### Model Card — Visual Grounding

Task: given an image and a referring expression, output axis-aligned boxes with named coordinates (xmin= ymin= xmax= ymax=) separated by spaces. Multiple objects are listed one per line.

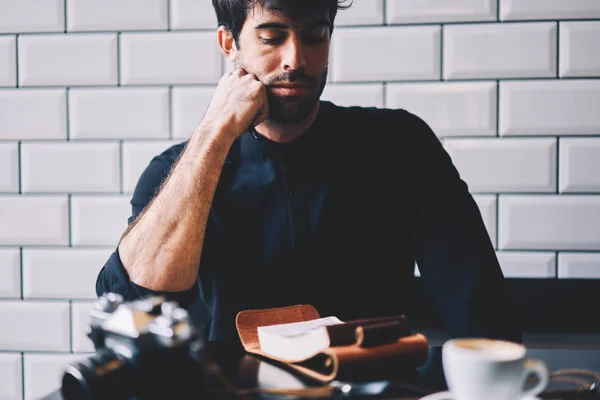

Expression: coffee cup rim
xmin=444 ymin=338 xmax=526 ymax=361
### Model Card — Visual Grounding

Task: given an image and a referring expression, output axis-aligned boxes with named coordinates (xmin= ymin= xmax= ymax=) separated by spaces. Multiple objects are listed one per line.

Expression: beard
xmin=263 ymin=67 xmax=328 ymax=124
xmin=235 ymin=55 xmax=328 ymax=124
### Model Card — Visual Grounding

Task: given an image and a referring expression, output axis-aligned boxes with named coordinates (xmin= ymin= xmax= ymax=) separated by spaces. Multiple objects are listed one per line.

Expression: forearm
xmin=118 ymin=123 xmax=234 ymax=292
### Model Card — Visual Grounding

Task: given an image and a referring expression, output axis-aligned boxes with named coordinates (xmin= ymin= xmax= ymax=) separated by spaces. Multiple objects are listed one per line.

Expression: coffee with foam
xmin=440 ymin=338 xmax=548 ymax=400
xmin=453 ymin=338 xmax=525 ymax=360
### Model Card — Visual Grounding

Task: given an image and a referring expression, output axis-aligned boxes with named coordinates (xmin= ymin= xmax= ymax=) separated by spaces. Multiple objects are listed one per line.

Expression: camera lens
xmin=61 ymin=348 xmax=135 ymax=400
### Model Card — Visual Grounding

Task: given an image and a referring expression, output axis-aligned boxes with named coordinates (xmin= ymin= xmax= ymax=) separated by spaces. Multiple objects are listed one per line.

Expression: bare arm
xmin=118 ymin=70 xmax=268 ymax=292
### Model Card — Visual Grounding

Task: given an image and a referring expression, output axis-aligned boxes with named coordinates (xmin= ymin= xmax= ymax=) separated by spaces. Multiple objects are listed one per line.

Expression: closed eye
xmin=302 ymin=26 xmax=329 ymax=45
xmin=260 ymin=36 xmax=285 ymax=45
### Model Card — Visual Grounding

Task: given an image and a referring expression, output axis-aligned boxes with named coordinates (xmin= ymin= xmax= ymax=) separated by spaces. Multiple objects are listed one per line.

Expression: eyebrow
xmin=254 ymin=18 xmax=330 ymax=31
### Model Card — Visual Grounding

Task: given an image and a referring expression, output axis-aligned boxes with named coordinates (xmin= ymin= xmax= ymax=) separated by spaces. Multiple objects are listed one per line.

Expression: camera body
xmin=61 ymin=293 xmax=206 ymax=400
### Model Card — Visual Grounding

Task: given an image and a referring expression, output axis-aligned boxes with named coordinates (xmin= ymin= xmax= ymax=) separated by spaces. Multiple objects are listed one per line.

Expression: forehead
xmin=246 ymin=3 xmax=330 ymax=28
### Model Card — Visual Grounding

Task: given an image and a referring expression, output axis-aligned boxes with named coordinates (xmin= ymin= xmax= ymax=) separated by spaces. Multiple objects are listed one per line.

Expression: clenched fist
xmin=201 ymin=69 xmax=269 ymax=140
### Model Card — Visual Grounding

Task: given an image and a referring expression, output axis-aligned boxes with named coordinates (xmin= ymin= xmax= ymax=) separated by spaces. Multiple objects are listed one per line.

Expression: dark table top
xmin=43 ymin=344 xmax=600 ymax=400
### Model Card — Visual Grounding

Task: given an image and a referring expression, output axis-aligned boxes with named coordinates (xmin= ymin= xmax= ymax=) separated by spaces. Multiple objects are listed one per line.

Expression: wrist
xmin=193 ymin=119 xmax=237 ymax=144
xmin=193 ymin=119 xmax=242 ymax=144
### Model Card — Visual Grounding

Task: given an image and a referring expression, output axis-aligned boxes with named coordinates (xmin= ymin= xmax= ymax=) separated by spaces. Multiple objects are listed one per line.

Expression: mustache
xmin=265 ymin=70 xmax=317 ymax=86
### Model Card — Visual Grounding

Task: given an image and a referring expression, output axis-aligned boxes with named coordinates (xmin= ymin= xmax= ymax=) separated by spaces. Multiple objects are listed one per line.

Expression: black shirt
xmin=96 ymin=101 xmax=522 ymax=343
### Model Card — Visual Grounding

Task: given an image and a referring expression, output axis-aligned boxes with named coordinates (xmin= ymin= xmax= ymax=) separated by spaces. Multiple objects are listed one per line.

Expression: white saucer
xmin=419 ymin=391 xmax=540 ymax=400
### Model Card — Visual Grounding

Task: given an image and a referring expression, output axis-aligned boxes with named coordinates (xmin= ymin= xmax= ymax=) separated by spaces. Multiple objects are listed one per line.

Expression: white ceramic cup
xmin=441 ymin=338 xmax=549 ymax=400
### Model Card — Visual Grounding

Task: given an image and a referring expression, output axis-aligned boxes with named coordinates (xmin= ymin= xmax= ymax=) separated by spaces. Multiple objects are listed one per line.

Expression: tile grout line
xmin=19 ymin=247 xmax=23 ymax=300
xmin=66 ymin=88 xmax=71 ymax=140
xmin=15 ymin=34 xmax=19 ymax=87
xmin=169 ymin=87 xmax=174 ymax=140
xmin=21 ymin=352 xmax=25 ymax=400
xmin=439 ymin=25 xmax=444 ymax=81
xmin=68 ymin=194 xmax=72 ymax=247
xmin=64 ymin=0 xmax=68 ymax=32
xmin=117 ymin=32 xmax=121 ymax=86
xmin=556 ymin=137 xmax=560 ymax=194
xmin=18 ymin=141 xmax=22 ymax=194
xmin=495 ymin=80 xmax=500 ymax=137
xmin=556 ymin=21 xmax=560 ymax=78
xmin=496 ymin=0 xmax=500 ymax=22
xmin=495 ymin=193 xmax=499 ymax=251
xmin=6 ymin=76 xmax=600 ymax=89
xmin=69 ymin=299 xmax=74 ymax=353
xmin=120 ymin=141 xmax=124 ymax=194
xmin=167 ymin=0 xmax=171 ymax=31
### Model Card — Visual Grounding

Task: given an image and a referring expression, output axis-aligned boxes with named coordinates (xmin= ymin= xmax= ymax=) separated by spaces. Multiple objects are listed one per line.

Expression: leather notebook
xmin=235 ymin=304 xmax=430 ymax=382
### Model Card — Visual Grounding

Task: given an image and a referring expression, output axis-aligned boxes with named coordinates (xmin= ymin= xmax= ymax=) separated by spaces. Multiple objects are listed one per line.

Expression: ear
xmin=217 ymin=26 xmax=237 ymax=63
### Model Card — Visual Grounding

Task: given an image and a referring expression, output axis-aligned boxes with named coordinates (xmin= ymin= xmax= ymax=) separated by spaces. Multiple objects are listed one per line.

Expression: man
xmin=97 ymin=0 xmax=522 ymax=344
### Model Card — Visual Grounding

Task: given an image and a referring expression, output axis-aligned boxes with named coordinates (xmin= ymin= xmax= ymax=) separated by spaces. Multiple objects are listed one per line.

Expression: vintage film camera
xmin=60 ymin=293 xmax=206 ymax=400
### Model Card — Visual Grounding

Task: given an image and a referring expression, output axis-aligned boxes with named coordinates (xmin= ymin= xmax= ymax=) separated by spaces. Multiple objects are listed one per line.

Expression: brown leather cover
xmin=235 ymin=304 xmax=430 ymax=382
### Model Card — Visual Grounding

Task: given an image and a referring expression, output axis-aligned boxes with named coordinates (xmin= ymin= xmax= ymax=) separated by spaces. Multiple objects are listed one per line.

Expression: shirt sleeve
xmin=95 ymin=143 xmax=198 ymax=309
xmin=405 ymin=111 xmax=523 ymax=343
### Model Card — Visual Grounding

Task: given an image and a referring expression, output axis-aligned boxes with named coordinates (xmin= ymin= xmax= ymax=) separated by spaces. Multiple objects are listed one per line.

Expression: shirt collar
xmin=226 ymin=100 xmax=333 ymax=164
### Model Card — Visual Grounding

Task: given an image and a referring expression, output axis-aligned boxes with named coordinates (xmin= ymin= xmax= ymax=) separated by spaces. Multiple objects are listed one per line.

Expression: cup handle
xmin=520 ymin=359 xmax=549 ymax=399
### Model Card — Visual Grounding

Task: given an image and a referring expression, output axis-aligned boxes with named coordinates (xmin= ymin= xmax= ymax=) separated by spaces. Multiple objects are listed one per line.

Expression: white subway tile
xmin=21 ymin=142 xmax=121 ymax=193
xmin=0 ymin=248 xmax=20 ymax=298
xmin=500 ymin=0 xmax=600 ymax=21
xmin=0 ymin=0 xmax=64 ymax=33
xmin=24 ymin=353 xmax=89 ymax=400
xmin=473 ymin=195 xmax=497 ymax=248
xmin=67 ymin=0 xmax=168 ymax=31
xmin=19 ymin=33 xmax=118 ymax=86
xmin=122 ymin=140 xmax=177 ymax=193
xmin=22 ymin=248 xmax=112 ymax=299
xmin=387 ymin=81 xmax=496 ymax=137
xmin=335 ymin=0 xmax=384 ymax=26
xmin=559 ymin=21 xmax=600 ymax=78
xmin=331 ymin=26 xmax=440 ymax=82
xmin=172 ymin=86 xmax=216 ymax=139
xmin=444 ymin=22 xmax=557 ymax=80
xmin=496 ymin=251 xmax=556 ymax=278
xmin=558 ymin=253 xmax=600 ymax=279
xmin=71 ymin=195 xmax=131 ymax=246
xmin=121 ymin=32 xmax=222 ymax=85
xmin=0 ymin=300 xmax=70 ymax=351
xmin=0 ymin=196 xmax=69 ymax=246
xmin=499 ymin=80 xmax=600 ymax=136
xmin=72 ymin=301 xmax=95 ymax=353
xmin=321 ymin=84 xmax=384 ymax=108
xmin=560 ymin=138 xmax=600 ymax=193
xmin=170 ymin=0 xmax=218 ymax=30
xmin=0 ymin=353 xmax=22 ymax=400
xmin=0 ymin=35 xmax=16 ymax=86
xmin=0 ymin=89 xmax=67 ymax=140
xmin=387 ymin=0 xmax=496 ymax=24
xmin=0 ymin=142 xmax=19 ymax=193
xmin=499 ymin=195 xmax=600 ymax=251
xmin=70 ymin=87 xmax=170 ymax=140
xmin=444 ymin=138 xmax=557 ymax=193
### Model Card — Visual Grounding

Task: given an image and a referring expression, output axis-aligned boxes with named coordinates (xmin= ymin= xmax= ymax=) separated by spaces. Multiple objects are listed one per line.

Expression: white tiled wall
xmin=0 ymin=1 xmax=599 ymax=398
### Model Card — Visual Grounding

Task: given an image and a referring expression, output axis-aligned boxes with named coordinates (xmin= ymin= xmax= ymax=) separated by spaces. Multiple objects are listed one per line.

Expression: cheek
xmin=306 ymin=47 xmax=330 ymax=74
xmin=251 ymin=47 xmax=281 ymax=69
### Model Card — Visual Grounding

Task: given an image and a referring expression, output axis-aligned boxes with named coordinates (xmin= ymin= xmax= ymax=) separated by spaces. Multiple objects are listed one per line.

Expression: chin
xmin=267 ymin=96 xmax=319 ymax=124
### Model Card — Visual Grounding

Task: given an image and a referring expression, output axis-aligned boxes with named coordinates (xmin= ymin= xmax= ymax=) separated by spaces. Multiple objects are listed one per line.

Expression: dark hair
xmin=212 ymin=0 xmax=353 ymax=45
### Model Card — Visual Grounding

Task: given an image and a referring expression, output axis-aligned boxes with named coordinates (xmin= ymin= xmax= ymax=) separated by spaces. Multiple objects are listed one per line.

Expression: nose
xmin=281 ymin=37 xmax=306 ymax=71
